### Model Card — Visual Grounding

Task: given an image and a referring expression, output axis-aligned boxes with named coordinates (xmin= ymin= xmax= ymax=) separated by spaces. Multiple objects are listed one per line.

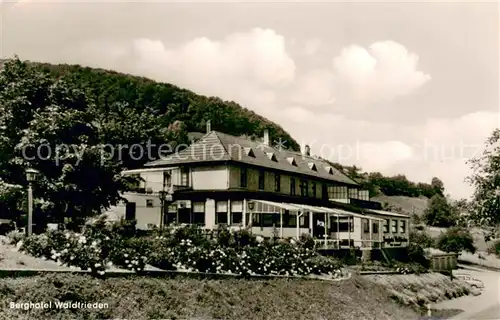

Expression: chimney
xmin=303 ymin=144 xmax=311 ymax=157
xmin=263 ymin=129 xmax=270 ymax=146
xmin=206 ymin=120 xmax=211 ymax=133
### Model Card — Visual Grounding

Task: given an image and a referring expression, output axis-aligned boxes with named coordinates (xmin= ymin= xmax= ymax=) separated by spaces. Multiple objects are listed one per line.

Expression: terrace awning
xmin=249 ymin=200 xmax=384 ymax=221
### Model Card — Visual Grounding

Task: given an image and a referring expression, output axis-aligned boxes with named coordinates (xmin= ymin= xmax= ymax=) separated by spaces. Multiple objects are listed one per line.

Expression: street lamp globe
xmin=165 ymin=193 xmax=173 ymax=202
xmin=26 ymin=168 xmax=39 ymax=183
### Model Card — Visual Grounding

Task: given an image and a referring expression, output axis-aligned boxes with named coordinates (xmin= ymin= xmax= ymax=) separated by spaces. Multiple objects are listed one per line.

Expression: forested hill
xmin=328 ymin=162 xmax=445 ymax=200
xmin=1 ymin=58 xmax=441 ymax=202
xmin=28 ymin=61 xmax=301 ymax=152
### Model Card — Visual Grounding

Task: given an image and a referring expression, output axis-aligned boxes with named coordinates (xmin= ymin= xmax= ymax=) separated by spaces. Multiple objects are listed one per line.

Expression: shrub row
xmin=19 ymin=218 xmax=342 ymax=278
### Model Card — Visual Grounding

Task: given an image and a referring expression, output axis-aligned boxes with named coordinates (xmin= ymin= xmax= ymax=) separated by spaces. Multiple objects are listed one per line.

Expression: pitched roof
xmin=146 ymin=131 xmax=358 ymax=186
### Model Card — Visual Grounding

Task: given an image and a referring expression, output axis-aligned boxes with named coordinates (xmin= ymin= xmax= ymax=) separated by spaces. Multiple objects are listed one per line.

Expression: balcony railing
xmin=127 ymin=185 xmax=192 ymax=194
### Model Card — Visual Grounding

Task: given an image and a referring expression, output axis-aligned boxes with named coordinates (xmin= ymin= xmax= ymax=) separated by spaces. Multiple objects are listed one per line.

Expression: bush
xmin=21 ymin=223 xmax=345 ymax=278
xmin=298 ymin=233 xmax=315 ymax=250
xmin=436 ymin=227 xmax=476 ymax=254
xmin=6 ymin=230 xmax=25 ymax=245
xmin=409 ymin=229 xmax=434 ymax=248
xmin=487 ymin=239 xmax=500 ymax=257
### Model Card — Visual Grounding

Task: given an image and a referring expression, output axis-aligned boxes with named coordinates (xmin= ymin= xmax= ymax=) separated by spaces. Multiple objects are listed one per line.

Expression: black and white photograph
xmin=0 ymin=0 xmax=498 ymax=319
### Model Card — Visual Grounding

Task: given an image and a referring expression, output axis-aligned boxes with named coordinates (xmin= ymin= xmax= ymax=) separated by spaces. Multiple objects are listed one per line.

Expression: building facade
xmin=108 ymin=125 xmax=410 ymax=250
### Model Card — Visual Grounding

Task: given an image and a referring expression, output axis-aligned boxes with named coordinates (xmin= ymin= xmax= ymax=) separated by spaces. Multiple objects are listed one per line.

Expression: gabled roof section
xmin=244 ymin=147 xmax=256 ymax=158
xmin=145 ymin=131 xmax=358 ymax=186
xmin=287 ymin=157 xmax=297 ymax=166
xmin=266 ymin=152 xmax=278 ymax=162
xmin=145 ymin=131 xmax=230 ymax=166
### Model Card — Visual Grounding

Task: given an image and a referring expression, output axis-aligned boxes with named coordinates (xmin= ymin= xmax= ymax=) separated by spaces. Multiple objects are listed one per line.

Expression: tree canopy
xmin=329 ymin=162 xmax=446 ymax=199
xmin=423 ymin=194 xmax=457 ymax=228
xmin=467 ymin=128 xmax=500 ymax=226
xmin=0 ymin=58 xmax=299 ymax=223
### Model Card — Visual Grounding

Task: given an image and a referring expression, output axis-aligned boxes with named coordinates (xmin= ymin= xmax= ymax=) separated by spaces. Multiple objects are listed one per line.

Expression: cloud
xmin=134 ymin=28 xmax=296 ymax=89
xmin=285 ymin=108 xmax=497 ymax=199
xmin=333 ymin=41 xmax=431 ymax=102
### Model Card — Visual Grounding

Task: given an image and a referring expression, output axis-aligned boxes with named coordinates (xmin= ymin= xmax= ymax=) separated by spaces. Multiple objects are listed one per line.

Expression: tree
xmin=423 ymin=194 xmax=457 ymax=227
xmin=0 ymin=59 xmax=136 ymax=221
xmin=431 ymin=177 xmax=445 ymax=196
xmin=466 ymin=129 xmax=500 ymax=227
xmin=436 ymin=227 xmax=476 ymax=254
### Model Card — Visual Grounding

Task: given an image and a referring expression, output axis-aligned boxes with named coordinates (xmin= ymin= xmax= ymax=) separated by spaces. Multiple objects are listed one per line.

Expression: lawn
xmin=0 ymin=273 xmax=419 ymax=320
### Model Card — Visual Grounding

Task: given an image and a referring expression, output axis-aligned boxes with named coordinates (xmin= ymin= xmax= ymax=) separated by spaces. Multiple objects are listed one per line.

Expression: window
xmin=290 ymin=178 xmax=296 ymax=195
xmin=363 ymin=219 xmax=370 ymax=233
xmin=348 ymin=188 xmax=358 ymax=199
xmin=240 ymin=167 xmax=247 ymax=188
xmin=330 ymin=218 xmax=353 ymax=232
xmin=373 ymin=221 xmax=379 ymax=234
xmin=383 ymin=219 xmax=389 ymax=233
xmin=146 ymin=199 xmax=154 ymax=208
xmin=308 ymin=163 xmax=317 ymax=171
xmin=258 ymin=170 xmax=265 ymax=190
xmin=391 ymin=220 xmax=398 ymax=233
xmin=359 ymin=190 xmax=369 ymax=201
xmin=322 ymin=184 xmax=328 ymax=199
xmin=125 ymin=202 xmax=136 ymax=221
xmin=267 ymin=152 xmax=278 ymax=162
xmin=311 ymin=182 xmax=316 ymax=198
xmin=192 ymin=202 xmax=205 ymax=225
xmin=300 ymin=179 xmax=308 ymax=196
xmin=244 ymin=147 xmax=255 ymax=157
xmin=180 ymin=167 xmax=189 ymax=186
xmin=328 ymin=186 xmax=348 ymax=199
xmin=400 ymin=220 xmax=406 ymax=233
xmin=166 ymin=205 xmax=177 ymax=225
xmin=216 ymin=201 xmax=228 ymax=225
xmin=231 ymin=201 xmax=243 ymax=225
xmin=282 ymin=210 xmax=297 ymax=227
xmin=287 ymin=157 xmax=297 ymax=166
xmin=274 ymin=173 xmax=281 ymax=192
xmin=163 ymin=171 xmax=172 ymax=188
xmin=261 ymin=213 xmax=279 ymax=227
xmin=299 ymin=215 xmax=309 ymax=228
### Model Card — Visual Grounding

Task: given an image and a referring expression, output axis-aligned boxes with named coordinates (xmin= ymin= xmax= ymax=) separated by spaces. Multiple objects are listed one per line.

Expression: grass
xmin=372 ymin=195 xmax=429 ymax=215
xmin=363 ymin=273 xmax=470 ymax=308
xmin=0 ymin=274 xmax=418 ymax=320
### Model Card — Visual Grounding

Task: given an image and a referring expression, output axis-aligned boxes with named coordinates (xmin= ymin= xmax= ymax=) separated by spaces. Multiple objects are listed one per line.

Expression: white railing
xmin=314 ymin=239 xmax=383 ymax=250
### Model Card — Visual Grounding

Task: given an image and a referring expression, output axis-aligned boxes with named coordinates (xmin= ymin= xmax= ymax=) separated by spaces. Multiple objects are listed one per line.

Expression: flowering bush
xmin=109 ymin=237 xmax=152 ymax=272
xmin=6 ymin=230 xmax=25 ymax=245
xmin=20 ymin=222 xmax=344 ymax=278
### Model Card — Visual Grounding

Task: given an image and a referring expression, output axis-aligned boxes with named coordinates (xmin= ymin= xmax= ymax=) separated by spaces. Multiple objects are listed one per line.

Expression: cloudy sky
xmin=1 ymin=0 xmax=498 ymax=199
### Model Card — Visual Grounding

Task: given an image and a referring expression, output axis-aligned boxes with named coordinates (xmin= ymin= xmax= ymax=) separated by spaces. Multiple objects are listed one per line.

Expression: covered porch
xmin=245 ymin=199 xmax=384 ymax=250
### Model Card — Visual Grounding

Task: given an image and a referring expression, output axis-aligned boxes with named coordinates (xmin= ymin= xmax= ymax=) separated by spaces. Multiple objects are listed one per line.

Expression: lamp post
xmin=25 ymin=168 xmax=39 ymax=236
xmin=247 ymin=200 xmax=255 ymax=228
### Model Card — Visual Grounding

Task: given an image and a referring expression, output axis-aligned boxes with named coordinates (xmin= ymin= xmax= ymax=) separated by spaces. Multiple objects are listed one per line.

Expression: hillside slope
xmin=0 ymin=274 xmax=418 ymax=320
xmin=372 ymin=195 xmax=429 ymax=216
xmin=29 ymin=61 xmax=300 ymax=152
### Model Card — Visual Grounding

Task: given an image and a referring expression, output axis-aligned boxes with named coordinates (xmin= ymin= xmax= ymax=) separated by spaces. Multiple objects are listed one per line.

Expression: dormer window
xmin=308 ymin=163 xmax=317 ymax=171
xmin=266 ymin=152 xmax=278 ymax=162
xmin=324 ymin=166 xmax=334 ymax=174
xmin=287 ymin=157 xmax=297 ymax=166
xmin=244 ymin=147 xmax=255 ymax=158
